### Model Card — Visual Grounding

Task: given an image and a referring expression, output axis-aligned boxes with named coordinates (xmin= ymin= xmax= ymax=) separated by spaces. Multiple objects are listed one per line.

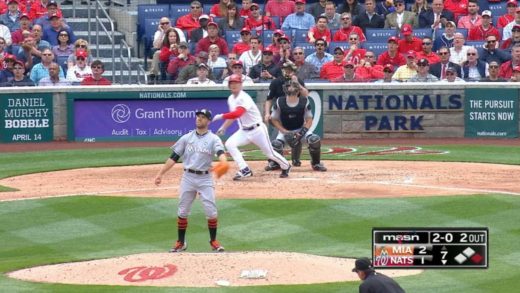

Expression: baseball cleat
xmin=233 ymin=167 xmax=253 ymax=180
xmin=210 ymin=240 xmax=225 ymax=252
xmin=169 ymin=240 xmax=187 ymax=253
xmin=292 ymin=160 xmax=302 ymax=167
xmin=312 ymin=163 xmax=327 ymax=172
xmin=264 ymin=161 xmax=281 ymax=171
xmin=279 ymin=165 xmax=291 ymax=178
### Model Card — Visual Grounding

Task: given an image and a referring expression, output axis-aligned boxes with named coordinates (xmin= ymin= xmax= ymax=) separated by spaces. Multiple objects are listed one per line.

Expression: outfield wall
xmin=0 ymin=83 xmax=518 ymax=142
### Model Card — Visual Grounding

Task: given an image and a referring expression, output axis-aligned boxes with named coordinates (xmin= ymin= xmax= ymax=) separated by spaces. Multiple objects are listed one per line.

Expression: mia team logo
xmin=111 ymin=104 xmax=131 ymax=123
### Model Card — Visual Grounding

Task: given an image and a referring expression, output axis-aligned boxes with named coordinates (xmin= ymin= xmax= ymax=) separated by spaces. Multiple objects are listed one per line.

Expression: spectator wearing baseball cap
xmin=176 ymin=0 xmax=204 ymax=33
xmin=398 ymin=24 xmax=422 ymax=54
xmin=376 ymin=36 xmax=406 ymax=68
xmin=497 ymin=0 xmax=518 ymax=29
xmin=503 ymin=7 xmax=520 ymax=41
xmin=333 ymin=12 xmax=366 ymax=42
xmin=392 ymin=50 xmax=418 ymax=82
xmin=320 ymin=46 xmax=348 ymax=81
xmin=383 ymin=0 xmax=418 ymax=30
xmin=244 ymin=3 xmax=277 ymax=36
xmin=34 ymin=1 xmax=65 ymax=28
xmin=0 ymin=0 xmax=24 ymax=32
xmin=374 ymin=64 xmax=399 ymax=83
xmin=222 ymin=60 xmax=254 ymax=86
xmin=409 ymin=58 xmax=439 ymax=82
xmin=42 ymin=12 xmax=77 ymax=46
xmin=175 ymin=51 xmax=217 ymax=84
xmin=66 ymin=49 xmax=92 ymax=83
xmin=352 ymin=257 xmax=405 ymax=293
xmin=248 ymin=48 xmax=283 ymax=82
xmin=433 ymin=20 xmax=457 ymax=51
xmin=441 ymin=65 xmax=466 ymax=82
xmin=11 ymin=13 xmax=31 ymax=45
xmin=231 ymin=27 xmax=253 ymax=56
xmin=4 ymin=59 xmax=35 ymax=87
xmin=30 ymin=0 xmax=62 ymax=22
xmin=166 ymin=41 xmax=196 ymax=83
xmin=0 ymin=53 xmax=16 ymax=81
xmin=195 ymin=21 xmax=228 ymax=56
xmin=510 ymin=65 xmax=520 ymax=81
xmin=480 ymin=60 xmax=507 ymax=82
xmin=281 ymin=0 xmax=315 ymax=31
xmin=189 ymin=14 xmax=211 ymax=46
xmin=457 ymin=0 xmax=482 ymax=30
xmin=468 ymin=10 xmax=501 ymax=42
xmin=332 ymin=60 xmax=362 ymax=82
xmin=186 ymin=62 xmax=216 ymax=85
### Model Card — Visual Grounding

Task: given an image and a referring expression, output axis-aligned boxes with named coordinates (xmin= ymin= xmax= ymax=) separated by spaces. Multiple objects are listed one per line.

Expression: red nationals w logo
xmin=118 ymin=264 xmax=177 ymax=282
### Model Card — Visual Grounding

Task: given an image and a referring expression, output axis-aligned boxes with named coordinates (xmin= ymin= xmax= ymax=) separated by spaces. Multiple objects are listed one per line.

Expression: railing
xmin=88 ymin=0 xmax=116 ymax=81
xmin=138 ymin=64 xmax=148 ymax=85
xmin=119 ymin=39 xmax=133 ymax=84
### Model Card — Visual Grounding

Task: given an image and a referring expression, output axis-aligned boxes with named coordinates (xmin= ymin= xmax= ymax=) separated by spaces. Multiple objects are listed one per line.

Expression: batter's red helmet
xmin=228 ymin=74 xmax=242 ymax=84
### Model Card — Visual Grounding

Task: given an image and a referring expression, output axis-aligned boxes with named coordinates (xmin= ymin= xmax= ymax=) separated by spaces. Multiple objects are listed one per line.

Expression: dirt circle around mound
xmin=3 ymin=160 xmax=520 ymax=287
xmin=7 ymin=252 xmax=422 ymax=288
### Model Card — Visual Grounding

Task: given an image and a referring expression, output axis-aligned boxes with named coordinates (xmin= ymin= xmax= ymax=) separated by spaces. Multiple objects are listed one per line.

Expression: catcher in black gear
xmin=264 ymin=81 xmax=327 ymax=172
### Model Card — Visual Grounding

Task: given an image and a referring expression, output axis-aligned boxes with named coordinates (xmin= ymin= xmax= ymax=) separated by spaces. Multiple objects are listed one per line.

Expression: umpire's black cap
xmin=196 ymin=109 xmax=212 ymax=120
xmin=352 ymin=257 xmax=373 ymax=272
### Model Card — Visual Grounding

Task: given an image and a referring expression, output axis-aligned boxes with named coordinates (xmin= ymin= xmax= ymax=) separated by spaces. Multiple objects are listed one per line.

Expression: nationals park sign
xmin=1 ymin=93 xmax=53 ymax=143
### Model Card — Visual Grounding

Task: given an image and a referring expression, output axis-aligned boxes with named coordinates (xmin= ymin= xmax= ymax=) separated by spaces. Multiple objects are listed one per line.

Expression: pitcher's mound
xmin=8 ymin=251 xmax=421 ymax=287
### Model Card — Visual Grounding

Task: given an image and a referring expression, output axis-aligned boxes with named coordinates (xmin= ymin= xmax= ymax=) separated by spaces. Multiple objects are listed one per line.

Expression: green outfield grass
xmin=0 ymin=144 xmax=519 ymax=292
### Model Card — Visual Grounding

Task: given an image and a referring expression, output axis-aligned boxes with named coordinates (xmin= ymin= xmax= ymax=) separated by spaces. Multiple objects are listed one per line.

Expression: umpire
xmin=353 ymin=258 xmax=406 ymax=293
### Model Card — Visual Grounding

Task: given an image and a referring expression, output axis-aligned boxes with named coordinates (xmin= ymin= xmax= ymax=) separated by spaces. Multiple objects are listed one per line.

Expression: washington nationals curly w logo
xmin=118 ymin=264 xmax=177 ymax=282
xmin=111 ymin=104 xmax=131 ymax=123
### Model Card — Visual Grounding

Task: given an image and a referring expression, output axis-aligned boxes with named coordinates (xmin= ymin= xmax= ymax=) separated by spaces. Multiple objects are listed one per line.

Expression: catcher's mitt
xmin=212 ymin=161 xmax=229 ymax=178
xmin=284 ymin=131 xmax=301 ymax=148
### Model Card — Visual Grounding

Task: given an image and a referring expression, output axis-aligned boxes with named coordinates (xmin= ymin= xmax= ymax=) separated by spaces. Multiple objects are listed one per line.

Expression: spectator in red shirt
xmin=416 ymin=37 xmax=440 ymax=64
xmin=468 ymin=10 xmax=501 ymax=41
xmin=265 ymin=29 xmax=284 ymax=55
xmin=344 ymin=32 xmax=366 ymax=64
xmin=159 ymin=28 xmax=181 ymax=80
xmin=502 ymin=24 xmax=520 ymax=50
xmin=81 ymin=60 xmax=112 ymax=85
xmin=176 ymin=0 xmax=203 ymax=33
xmin=30 ymin=0 xmax=61 ymax=21
xmin=167 ymin=41 xmax=196 ymax=81
xmin=498 ymin=0 xmax=517 ymax=29
xmin=308 ymin=16 xmax=331 ymax=44
xmin=398 ymin=24 xmax=422 ymax=53
xmin=444 ymin=0 xmax=469 ymax=20
xmin=239 ymin=0 xmax=253 ymax=19
xmin=275 ymin=34 xmax=292 ymax=65
xmin=457 ymin=0 xmax=481 ymax=30
xmin=499 ymin=43 xmax=520 ymax=78
xmin=11 ymin=12 xmax=31 ymax=44
xmin=355 ymin=51 xmax=384 ymax=81
xmin=333 ymin=12 xmax=366 ymax=42
xmin=210 ymin=0 xmax=231 ymax=18
xmin=232 ymin=27 xmax=252 ymax=56
xmin=377 ymin=36 xmax=406 ymax=67
xmin=320 ymin=46 xmax=346 ymax=80
xmin=265 ymin=0 xmax=295 ymax=21
xmin=332 ymin=60 xmax=362 ymax=82
xmin=245 ymin=3 xmax=276 ymax=34
xmin=195 ymin=22 xmax=229 ymax=55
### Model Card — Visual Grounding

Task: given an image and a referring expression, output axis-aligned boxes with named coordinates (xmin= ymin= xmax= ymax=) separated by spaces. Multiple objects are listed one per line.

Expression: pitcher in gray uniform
xmin=154 ymin=109 xmax=227 ymax=253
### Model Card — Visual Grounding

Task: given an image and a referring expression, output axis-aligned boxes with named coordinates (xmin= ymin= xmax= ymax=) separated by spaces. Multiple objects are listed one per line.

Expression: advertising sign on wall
xmin=1 ymin=94 xmax=53 ymax=143
xmin=465 ymin=89 xmax=518 ymax=138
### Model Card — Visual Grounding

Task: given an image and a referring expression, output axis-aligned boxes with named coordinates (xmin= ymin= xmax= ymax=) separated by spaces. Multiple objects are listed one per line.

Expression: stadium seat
xmin=143 ymin=18 xmax=161 ymax=56
xmin=365 ymin=28 xmax=397 ymax=42
xmin=270 ymin=16 xmax=281 ymax=28
xmin=434 ymin=28 xmax=468 ymax=39
xmin=260 ymin=30 xmax=275 ymax=45
xmin=465 ymin=41 xmax=485 ymax=49
xmin=328 ymin=41 xmax=350 ymax=53
xmin=137 ymin=4 xmax=169 ymax=42
xmin=293 ymin=29 xmax=309 ymax=43
xmin=488 ymin=2 xmax=507 ymax=16
xmin=294 ymin=42 xmax=316 ymax=56
xmin=170 ymin=4 xmax=191 ymax=21
xmin=411 ymin=28 xmax=433 ymax=39
xmin=56 ymin=55 xmax=69 ymax=75
xmin=225 ymin=30 xmax=242 ymax=45
xmin=363 ymin=42 xmax=388 ymax=57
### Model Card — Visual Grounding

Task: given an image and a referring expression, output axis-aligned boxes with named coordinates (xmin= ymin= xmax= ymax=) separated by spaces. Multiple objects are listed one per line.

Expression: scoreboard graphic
xmin=372 ymin=228 xmax=488 ymax=269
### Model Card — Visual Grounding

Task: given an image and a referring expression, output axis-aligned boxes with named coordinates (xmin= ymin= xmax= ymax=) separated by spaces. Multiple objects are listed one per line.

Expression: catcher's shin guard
xmin=291 ymin=142 xmax=302 ymax=166
xmin=307 ymin=134 xmax=321 ymax=165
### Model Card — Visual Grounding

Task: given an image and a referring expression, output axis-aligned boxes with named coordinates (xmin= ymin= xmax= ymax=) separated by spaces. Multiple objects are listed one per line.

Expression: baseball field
xmin=1 ymin=139 xmax=519 ymax=292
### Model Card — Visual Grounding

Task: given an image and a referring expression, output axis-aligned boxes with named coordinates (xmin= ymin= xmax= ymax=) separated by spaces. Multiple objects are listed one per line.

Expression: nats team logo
xmin=111 ymin=104 xmax=131 ymax=123
xmin=118 ymin=264 xmax=177 ymax=282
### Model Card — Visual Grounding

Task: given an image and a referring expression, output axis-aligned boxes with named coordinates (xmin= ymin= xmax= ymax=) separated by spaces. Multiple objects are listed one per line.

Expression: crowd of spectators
xmin=146 ymin=0 xmax=520 ymax=84
xmin=0 ymin=0 xmax=111 ymax=86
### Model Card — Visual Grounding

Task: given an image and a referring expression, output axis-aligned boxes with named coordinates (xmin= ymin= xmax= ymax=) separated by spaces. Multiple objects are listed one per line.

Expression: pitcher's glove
xmin=284 ymin=131 xmax=301 ymax=148
xmin=212 ymin=161 xmax=229 ymax=178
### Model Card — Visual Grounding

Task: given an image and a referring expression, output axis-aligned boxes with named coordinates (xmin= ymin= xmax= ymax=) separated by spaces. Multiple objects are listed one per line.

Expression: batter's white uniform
xmin=225 ymin=90 xmax=290 ymax=170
